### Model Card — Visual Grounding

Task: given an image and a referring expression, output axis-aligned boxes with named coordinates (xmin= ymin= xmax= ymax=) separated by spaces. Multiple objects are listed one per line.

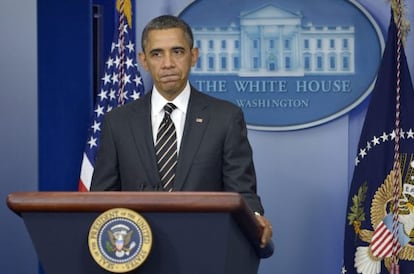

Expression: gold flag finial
xmin=388 ymin=0 xmax=410 ymax=44
xmin=116 ymin=0 xmax=133 ymax=28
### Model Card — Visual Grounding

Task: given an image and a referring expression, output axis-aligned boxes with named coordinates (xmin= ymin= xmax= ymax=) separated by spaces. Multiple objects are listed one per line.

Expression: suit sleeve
xmin=222 ymin=107 xmax=264 ymax=214
xmin=90 ymin=115 xmax=121 ymax=191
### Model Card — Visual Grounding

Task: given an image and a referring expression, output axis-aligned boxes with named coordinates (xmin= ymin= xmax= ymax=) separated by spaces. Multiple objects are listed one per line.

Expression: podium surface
xmin=7 ymin=192 xmax=268 ymax=274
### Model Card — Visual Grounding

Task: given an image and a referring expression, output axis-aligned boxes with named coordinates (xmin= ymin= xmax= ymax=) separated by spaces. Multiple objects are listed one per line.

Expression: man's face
xmin=139 ymin=28 xmax=198 ymax=100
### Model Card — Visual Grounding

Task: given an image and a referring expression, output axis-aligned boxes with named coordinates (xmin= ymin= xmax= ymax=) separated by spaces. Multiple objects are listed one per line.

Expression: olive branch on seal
xmin=347 ymin=182 xmax=368 ymax=241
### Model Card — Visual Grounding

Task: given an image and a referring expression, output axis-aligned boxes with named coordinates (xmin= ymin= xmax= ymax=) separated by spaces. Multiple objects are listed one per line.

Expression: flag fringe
xmin=116 ymin=0 xmax=133 ymax=28
xmin=388 ymin=0 xmax=410 ymax=44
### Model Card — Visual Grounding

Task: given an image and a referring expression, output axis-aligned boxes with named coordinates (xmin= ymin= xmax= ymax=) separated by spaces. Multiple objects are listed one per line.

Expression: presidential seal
xmin=88 ymin=208 xmax=152 ymax=273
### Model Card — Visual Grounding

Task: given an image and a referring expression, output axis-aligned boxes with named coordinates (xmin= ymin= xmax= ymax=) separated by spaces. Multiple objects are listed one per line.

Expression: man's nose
xmin=162 ymin=53 xmax=174 ymax=68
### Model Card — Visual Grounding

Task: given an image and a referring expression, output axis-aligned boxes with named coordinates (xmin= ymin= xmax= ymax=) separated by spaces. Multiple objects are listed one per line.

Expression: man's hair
xmin=141 ymin=15 xmax=194 ymax=51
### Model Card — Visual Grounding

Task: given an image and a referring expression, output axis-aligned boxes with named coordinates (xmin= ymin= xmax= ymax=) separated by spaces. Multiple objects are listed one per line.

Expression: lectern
xmin=7 ymin=192 xmax=273 ymax=274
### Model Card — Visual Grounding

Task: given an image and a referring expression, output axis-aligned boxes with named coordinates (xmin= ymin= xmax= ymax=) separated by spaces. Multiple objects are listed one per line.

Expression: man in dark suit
xmin=91 ymin=14 xmax=272 ymax=247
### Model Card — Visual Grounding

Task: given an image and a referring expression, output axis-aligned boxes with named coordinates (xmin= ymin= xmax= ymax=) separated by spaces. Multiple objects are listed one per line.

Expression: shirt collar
xmin=151 ymin=81 xmax=191 ymax=116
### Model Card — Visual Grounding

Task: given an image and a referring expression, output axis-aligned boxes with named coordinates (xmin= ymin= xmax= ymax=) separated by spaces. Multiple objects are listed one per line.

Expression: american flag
xmin=78 ymin=0 xmax=145 ymax=191
xmin=370 ymin=214 xmax=409 ymax=259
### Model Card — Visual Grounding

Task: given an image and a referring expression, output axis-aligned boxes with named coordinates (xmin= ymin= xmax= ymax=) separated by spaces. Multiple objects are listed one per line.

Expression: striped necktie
xmin=155 ymin=103 xmax=177 ymax=191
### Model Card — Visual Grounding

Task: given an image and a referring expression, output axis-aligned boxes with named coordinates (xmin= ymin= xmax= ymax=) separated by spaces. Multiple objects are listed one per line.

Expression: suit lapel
xmin=127 ymin=93 xmax=161 ymax=185
xmin=174 ymin=89 xmax=209 ymax=190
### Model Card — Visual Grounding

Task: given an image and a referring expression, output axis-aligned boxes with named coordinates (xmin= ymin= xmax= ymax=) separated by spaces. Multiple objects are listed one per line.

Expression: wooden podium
xmin=7 ymin=192 xmax=273 ymax=274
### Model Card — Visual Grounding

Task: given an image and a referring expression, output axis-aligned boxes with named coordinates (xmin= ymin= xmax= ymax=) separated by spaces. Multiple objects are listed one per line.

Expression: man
xmin=91 ymin=15 xmax=272 ymax=248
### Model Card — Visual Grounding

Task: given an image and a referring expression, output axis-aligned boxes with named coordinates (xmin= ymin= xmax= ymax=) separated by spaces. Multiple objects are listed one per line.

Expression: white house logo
xmin=180 ymin=0 xmax=384 ymax=131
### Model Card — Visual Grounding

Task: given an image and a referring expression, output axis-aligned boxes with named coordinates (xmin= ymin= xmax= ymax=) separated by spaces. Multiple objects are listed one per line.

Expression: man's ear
xmin=138 ymin=52 xmax=149 ymax=71
xmin=191 ymin=47 xmax=199 ymax=67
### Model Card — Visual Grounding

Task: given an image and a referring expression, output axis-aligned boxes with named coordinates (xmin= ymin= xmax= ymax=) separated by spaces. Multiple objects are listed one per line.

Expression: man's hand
xmin=255 ymin=214 xmax=273 ymax=248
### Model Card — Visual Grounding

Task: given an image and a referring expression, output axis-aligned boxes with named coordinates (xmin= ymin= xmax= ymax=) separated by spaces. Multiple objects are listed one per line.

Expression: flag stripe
xmin=79 ymin=153 xmax=94 ymax=190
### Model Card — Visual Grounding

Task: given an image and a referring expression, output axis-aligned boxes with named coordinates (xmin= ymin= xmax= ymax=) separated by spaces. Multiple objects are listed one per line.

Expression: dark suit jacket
xmin=91 ymin=87 xmax=264 ymax=213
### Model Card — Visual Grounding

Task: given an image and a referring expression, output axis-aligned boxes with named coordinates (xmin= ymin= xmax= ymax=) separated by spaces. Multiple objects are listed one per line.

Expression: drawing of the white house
xmin=192 ymin=4 xmax=355 ymax=77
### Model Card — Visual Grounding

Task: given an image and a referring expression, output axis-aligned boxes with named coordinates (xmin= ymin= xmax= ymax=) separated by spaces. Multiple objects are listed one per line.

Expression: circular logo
xmin=88 ymin=208 xmax=152 ymax=273
xmin=180 ymin=0 xmax=385 ymax=131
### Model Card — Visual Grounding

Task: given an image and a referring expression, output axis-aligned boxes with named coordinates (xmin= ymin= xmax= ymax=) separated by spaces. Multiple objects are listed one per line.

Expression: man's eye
xmin=173 ymin=49 xmax=185 ymax=55
xmin=151 ymin=52 xmax=162 ymax=57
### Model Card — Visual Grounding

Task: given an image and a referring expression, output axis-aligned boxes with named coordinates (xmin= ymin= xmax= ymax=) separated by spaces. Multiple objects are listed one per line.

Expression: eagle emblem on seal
xmin=106 ymin=224 xmax=137 ymax=258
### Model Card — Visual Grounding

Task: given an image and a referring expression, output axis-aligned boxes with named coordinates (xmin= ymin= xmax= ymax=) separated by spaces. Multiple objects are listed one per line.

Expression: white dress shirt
xmin=151 ymin=82 xmax=191 ymax=155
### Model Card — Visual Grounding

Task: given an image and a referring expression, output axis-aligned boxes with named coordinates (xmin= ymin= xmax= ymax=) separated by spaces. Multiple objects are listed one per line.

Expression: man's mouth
xmin=160 ymin=74 xmax=180 ymax=83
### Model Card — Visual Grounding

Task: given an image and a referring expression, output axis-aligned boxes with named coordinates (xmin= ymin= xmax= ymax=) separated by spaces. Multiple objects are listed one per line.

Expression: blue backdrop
xmin=1 ymin=0 xmax=414 ymax=273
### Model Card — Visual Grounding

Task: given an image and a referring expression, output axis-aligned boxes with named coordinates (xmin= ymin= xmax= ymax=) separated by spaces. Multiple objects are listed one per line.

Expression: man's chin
xmin=160 ymin=81 xmax=182 ymax=91
xmin=161 ymin=83 xmax=178 ymax=91
xmin=157 ymin=83 xmax=183 ymax=99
